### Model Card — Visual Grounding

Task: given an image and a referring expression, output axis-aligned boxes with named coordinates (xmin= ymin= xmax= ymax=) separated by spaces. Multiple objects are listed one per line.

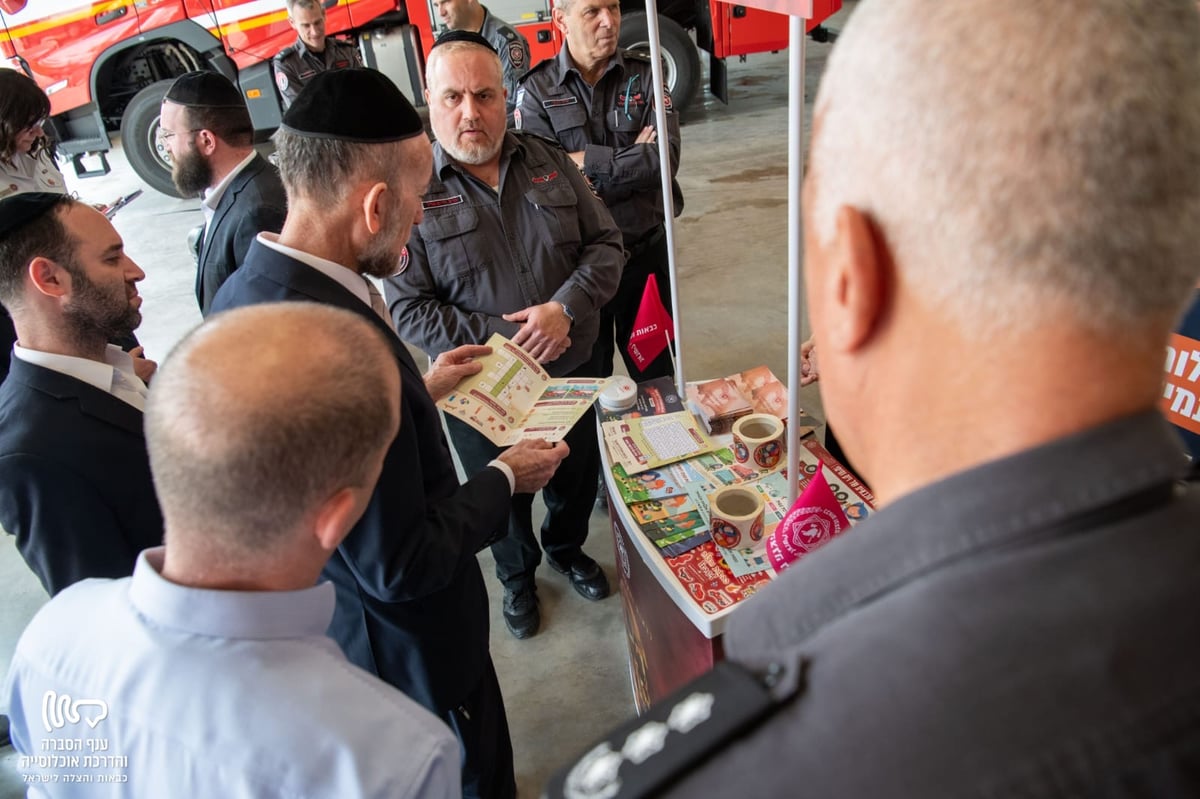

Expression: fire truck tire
xmin=619 ymin=13 xmax=700 ymax=112
xmin=120 ymin=80 xmax=183 ymax=198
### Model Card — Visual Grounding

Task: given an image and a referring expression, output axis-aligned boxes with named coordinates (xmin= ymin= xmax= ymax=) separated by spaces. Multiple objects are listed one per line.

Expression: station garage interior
xmin=0 ymin=2 xmax=855 ymax=796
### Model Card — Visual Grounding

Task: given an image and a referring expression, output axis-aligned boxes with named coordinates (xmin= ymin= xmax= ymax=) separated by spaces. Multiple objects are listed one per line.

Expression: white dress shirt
xmin=200 ymin=150 xmax=257 ymax=232
xmin=3 ymin=548 xmax=461 ymax=798
xmin=13 ymin=343 xmax=148 ymax=410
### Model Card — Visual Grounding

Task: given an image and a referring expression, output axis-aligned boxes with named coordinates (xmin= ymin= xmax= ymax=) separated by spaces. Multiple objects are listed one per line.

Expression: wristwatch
xmin=558 ymin=301 xmax=576 ymax=328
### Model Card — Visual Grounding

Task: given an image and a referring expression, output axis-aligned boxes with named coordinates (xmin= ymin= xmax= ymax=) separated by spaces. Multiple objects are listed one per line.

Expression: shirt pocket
xmin=605 ymin=106 xmax=644 ymax=134
xmin=420 ymin=206 xmax=489 ymax=281
xmin=525 ymin=181 xmax=582 ymax=253
xmin=547 ymin=101 xmax=587 ymax=135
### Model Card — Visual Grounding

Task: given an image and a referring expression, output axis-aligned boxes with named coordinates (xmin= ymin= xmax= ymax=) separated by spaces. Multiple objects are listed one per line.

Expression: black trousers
xmin=443 ymin=656 xmax=516 ymax=799
xmin=598 ymin=225 xmax=676 ymax=380
xmin=445 ymin=364 xmax=602 ymax=590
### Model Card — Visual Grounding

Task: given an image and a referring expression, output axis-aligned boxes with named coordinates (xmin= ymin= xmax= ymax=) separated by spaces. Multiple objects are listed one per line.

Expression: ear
xmin=821 ymin=205 xmax=890 ymax=354
xmin=361 ymin=181 xmax=389 ymax=236
xmin=552 ymin=7 xmax=568 ymax=35
xmin=310 ymin=486 xmax=360 ymax=553
xmin=26 ymin=256 xmax=70 ymax=299
xmin=194 ymin=129 xmax=219 ymax=157
xmin=424 ymin=87 xmax=431 ymax=105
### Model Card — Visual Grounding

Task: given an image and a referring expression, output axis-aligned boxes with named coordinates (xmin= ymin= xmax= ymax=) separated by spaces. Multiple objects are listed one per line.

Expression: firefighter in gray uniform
xmin=386 ymin=33 xmax=623 ymax=641
xmin=515 ymin=0 xmax=682 ymax=381
xmin=433 ymin=0 xmax=531 ymax=122
xmin=272 ymin=0 xmax=363 ymax=109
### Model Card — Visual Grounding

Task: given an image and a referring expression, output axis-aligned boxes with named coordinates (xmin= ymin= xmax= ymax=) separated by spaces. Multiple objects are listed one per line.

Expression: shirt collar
xmin=432 ymin=132 xmax=520 ymax=180
xmin=129 ymin=548 xmax=336 ymax=640
xmin=202 ymin=151 xmax=257 ymax=215
xmin=255 ymin=232 xmax=373 ymax=310
xmin=13 ymin=343 xmax=146 ymax=400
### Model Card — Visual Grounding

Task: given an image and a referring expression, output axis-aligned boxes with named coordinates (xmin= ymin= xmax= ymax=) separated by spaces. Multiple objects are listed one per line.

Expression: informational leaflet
xmin=437 ymin=333 xmax=608 ymax=446
xmin=601 ymin=411 xmax=716 ymax=475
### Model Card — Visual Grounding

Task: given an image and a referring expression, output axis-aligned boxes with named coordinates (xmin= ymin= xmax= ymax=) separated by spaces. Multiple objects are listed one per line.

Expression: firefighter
xmin=272 ymin=0 xmax=363 ymax=110
xmin=432 ymin=0 xmax=531 ymax=123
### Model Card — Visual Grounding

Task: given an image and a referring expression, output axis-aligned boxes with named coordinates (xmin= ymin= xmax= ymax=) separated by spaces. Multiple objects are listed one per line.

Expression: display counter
xmin=601 ymin=418 xmax=874 ymax=712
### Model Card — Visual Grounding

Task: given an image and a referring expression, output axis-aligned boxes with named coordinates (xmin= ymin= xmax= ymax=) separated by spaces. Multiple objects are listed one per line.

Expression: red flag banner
xmin=766 ymin=465 xmax=852 ymax=573
xmin=627 ymin=274 xmax=674 ymax=370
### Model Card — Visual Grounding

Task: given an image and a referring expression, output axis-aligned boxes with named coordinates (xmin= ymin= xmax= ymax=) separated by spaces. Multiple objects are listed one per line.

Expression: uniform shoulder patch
xmin=275 ymin=70 xmax=289 ymax=93
xmin=508 ymin=41 xmax=526 ymax=69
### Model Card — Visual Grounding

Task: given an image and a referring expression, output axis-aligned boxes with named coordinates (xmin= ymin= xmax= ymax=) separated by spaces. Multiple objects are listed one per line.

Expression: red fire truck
xmin=0 ymin=0 xmax=840 ymax=196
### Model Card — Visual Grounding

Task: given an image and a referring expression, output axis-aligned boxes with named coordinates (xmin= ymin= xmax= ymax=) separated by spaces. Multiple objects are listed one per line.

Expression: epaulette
xmin=517 ymin=57 xmax=554 ymax=84
xmin=273 ymin=44 xmax=297 ymax=62
xmin=622 ymin=50 xmax=653 ymax=62
xmin=545 ymin=657 xmax=807 ymax=799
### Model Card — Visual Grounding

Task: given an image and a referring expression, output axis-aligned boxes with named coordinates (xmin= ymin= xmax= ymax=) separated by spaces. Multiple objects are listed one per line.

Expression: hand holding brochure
xmin=437 ymin=333 xmax=609 ymax=446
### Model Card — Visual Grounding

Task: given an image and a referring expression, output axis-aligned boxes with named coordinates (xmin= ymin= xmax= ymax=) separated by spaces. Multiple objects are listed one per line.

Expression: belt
xmin=626 ymin=224 xmax=665 ymax=259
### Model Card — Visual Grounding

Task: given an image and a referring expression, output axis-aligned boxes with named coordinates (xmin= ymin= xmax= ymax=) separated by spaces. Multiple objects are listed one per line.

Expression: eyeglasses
xmin=157 ymin=127 xmax=201 ymax=145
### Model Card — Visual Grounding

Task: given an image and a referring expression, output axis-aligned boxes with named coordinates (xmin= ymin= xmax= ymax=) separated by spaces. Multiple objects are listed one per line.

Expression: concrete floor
xmin=0 ymin=7 xmax=850 ymax=795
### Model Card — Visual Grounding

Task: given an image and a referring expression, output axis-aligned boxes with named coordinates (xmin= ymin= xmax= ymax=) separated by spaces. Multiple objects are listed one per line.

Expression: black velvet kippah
xmin=0 ymin=193 xmax=66 ymax=241
xmin=432 ymin=29 xmax=497 ymax=53
xmin=280 ymin=69 xmax=424 ymax=142
xmin=164 ymin=71 xmax=245 ymax=109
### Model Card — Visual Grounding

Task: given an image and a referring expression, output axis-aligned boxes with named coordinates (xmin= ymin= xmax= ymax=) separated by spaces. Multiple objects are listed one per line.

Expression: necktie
xmin=365 ymin=279 xmax=389 ymax=324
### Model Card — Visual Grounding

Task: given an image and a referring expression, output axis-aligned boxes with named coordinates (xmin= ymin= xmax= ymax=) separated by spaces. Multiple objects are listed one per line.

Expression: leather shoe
xmin=548 ymin=554 xmax=610 ymax=601
xmin=502 ymin=584 xmax=540 ymax=639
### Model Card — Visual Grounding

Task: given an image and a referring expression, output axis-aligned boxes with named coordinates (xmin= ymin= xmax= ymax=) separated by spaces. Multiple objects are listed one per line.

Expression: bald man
xmin=4 ymin=303 xmax=460 ymax=797
xmin=549 ymin=1 xmax=1200 ymax=796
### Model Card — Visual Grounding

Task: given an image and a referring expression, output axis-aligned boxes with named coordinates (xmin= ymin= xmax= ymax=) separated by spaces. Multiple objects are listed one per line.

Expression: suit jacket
xmin=211 ymin=240 xmax=512 ymax=712
xmin=196 ymin=154 xmax=287 ymax=316
xmin=0 ymin=358 xmax=163 ymax=595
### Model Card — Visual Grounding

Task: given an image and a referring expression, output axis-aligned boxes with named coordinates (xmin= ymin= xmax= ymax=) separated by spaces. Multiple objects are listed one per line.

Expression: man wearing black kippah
xmin=212 ymin=68 xmax=568 ymax=799
xmin=0 ymin=192 xmax=162 ymax=596
xmin=160 ymin=71 xmax=287 ymax=315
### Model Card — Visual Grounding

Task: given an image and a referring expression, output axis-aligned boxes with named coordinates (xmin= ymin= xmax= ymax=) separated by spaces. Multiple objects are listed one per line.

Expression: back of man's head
xmin=145 ymin=303 xmax=400 ymax=560
xmin=0 ymin=193 xmax=75 ymax=313
xmin=809 ymin=0 xmax=1200 ymax=337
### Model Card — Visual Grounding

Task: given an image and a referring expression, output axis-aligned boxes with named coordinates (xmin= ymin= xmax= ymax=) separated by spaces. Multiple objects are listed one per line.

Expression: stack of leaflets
xmin=686 ymin=366 xmax=817 ymax=437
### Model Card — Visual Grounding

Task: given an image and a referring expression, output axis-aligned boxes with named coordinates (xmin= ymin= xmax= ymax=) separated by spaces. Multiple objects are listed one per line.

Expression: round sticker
xmin=275 ymin=71 xmax=289 ymax=93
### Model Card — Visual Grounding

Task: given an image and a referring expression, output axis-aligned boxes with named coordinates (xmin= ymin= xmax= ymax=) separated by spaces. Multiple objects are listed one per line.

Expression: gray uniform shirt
xmin=652 ymin=410 xmax=1200 ymax=797
xmin=272 ymin=37 xmax=362 ymax=109
xmin=478 ymin=6 xmax=530 ymax=120
xmin=386 ymin=131 xmax=623 ymax=378
xmin=515 ymin=48 xmax=682 ymax=243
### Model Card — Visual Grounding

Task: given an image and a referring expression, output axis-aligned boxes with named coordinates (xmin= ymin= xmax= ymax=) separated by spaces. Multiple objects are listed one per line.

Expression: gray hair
xmin=426 ymin=39 xmax=504 ymax=92
xmin=146 ymin=303 xmax=398 ymax=552
xmin=808 ymin=0 xmax=1200 ymax=336
xmin=272 ymin=129 xmax=406 ymax=207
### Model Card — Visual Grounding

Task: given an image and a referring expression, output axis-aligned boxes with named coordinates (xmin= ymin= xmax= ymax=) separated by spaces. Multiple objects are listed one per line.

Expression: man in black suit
xmin=211 ymin=69 xmax=568 ymax=799
xmin=159 ymin=71 xmax=287 ymax=315
xmin=0 ymin=193 xmax=162 ymax=596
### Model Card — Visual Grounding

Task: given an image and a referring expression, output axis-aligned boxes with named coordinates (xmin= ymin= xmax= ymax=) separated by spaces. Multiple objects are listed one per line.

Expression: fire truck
xmin=0 ymin=0 xmax=840 ymax=197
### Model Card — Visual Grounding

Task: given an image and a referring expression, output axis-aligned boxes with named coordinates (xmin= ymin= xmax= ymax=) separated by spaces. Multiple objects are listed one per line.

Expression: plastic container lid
xmin=599 ymin=377 xmax=639 ymax=411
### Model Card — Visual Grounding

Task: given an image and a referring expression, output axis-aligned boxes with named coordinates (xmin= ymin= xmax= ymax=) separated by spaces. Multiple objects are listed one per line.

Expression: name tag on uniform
xmin=542 ymin=97 xmax=578 ymax=108
xmin=531 ymin=171 xmax=559 ymax=185
xmin=423 ymin=195 xmax=465 ymax=210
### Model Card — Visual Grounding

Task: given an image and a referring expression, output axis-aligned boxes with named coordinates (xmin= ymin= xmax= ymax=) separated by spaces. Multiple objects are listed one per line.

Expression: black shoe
xmin=502 ymin=583 xmax=540 ymax=639
xmin=548 ymin=553 xmax=610 ymax=601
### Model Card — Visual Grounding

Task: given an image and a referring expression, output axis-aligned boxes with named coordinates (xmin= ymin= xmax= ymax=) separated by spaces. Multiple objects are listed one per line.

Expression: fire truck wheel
xmin=120 ymin=79 xmax=184 ymax=199
xmin=619 ymin=12 xmax=700 ymax=113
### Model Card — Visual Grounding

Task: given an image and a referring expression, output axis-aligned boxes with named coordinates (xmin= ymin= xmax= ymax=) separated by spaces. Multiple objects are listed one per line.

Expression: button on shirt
xmin=14 ymin=343 xmax=148 ymax=410
xmin=516 ymin=48 xmax=683 ymax=242
xmin=3 ymin=548 xmax=461 ymax=798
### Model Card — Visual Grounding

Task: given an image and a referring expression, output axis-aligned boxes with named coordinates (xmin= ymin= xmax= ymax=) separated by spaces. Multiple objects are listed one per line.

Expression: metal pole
xmin=642 ymin=0 xmax=686 ymax=398
xmin=786 ymin=14 xmax=807 ymax=505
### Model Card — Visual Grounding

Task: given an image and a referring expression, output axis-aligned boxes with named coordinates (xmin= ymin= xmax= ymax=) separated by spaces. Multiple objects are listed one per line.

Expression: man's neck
xmin=207 ymin=146 xmax=255 ymax=192
xmin=15 ymin=320 xmax=108 ymax=363
xmin=463 ymin=4 xmax=486 ymax=31
xmin=568 ymin=46 xmax=609 ymax=86
xmin=276 ymin=212 xmax=361 ymax=275
xmin=458 ymin=156 xmax=502 ymax=189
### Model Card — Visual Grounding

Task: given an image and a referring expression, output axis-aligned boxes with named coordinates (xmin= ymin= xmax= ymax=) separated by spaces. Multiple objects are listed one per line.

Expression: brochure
xmin=437 ymin=333 xmax=608 ymax=446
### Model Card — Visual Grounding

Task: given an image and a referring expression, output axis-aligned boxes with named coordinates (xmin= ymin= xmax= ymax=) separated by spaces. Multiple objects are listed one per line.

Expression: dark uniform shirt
xmin=272 ymin=36 xmax=362 ymax=109
xmin=515 ymin=47 xmax=683 ymax=243
xmin=479 ymin=6 xmax=530 ymax=121
xmin=385 ymin=130 xmax=623 ymax=377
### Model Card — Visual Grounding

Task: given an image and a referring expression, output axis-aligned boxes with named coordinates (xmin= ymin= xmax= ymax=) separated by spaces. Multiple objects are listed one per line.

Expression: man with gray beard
xmin=159 ymin=72 xmax=286 ymax=315
xmin=386 ymin=33 xmax=623 ymax=641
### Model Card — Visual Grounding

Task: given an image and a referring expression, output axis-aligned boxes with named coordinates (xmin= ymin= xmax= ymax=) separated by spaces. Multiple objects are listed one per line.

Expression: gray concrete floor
xmin=0 ymin=7 xmax=850 ymax=794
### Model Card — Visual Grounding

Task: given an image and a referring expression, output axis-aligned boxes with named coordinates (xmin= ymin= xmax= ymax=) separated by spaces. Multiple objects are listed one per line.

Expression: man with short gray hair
xmin=547 ymin=1 xmax=1200 ymax=795
xmin=4 ymin=302 xmax=461 ymax=798
xmin=272 ymin=0 xmax=363 ymax=109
